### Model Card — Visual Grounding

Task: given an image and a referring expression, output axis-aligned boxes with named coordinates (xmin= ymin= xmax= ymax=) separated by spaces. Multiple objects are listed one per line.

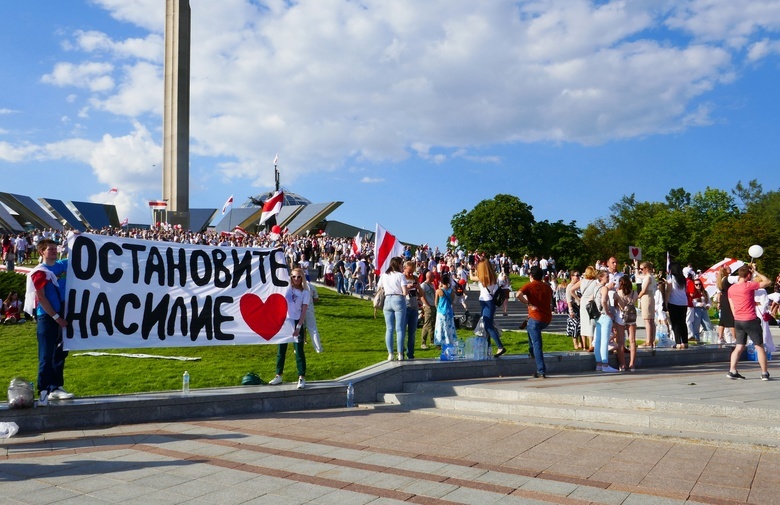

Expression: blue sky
xmin=2 ymin=0 xmax=780 ymax=249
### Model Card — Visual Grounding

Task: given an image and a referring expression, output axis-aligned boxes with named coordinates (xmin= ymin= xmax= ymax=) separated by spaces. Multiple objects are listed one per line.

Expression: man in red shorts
xmin=727 ymin=264 xmax=771 ymax=380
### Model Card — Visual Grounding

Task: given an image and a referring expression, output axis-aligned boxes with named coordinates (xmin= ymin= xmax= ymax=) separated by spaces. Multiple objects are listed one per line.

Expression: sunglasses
xmin=291 ymin=275 xmax=302 ymax=279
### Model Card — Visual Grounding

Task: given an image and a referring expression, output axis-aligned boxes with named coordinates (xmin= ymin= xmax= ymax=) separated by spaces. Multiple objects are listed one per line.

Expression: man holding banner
xmin=25 ymin=239 xmax=74 ymax=405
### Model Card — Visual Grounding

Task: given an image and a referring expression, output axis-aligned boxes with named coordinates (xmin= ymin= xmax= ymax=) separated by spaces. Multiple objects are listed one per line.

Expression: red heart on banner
xmin=239 ymin=293 xmax=288 ymax=341
xmin=631 ymin=247 xmax=639 ymax=258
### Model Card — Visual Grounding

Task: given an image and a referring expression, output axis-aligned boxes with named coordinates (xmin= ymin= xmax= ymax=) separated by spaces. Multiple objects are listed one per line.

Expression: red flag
xmin=374 ymin=224 xmax=404 ymax=275
xmin=120 ymin=217 xmax=129 ymax=227
xmin=234 ymin=225 xmax=247 ymax=237
xmin=259 ymin=191 xmax=284 ymax=225
xmin=222 ymin=195 xmax=234 ymax=215
xmin=107 ymin=187 xmax=118 ymax=195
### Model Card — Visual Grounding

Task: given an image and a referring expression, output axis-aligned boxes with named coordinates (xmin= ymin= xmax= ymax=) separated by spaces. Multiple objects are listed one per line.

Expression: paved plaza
xmin=2 ymin=359 xmax=779 ymax=505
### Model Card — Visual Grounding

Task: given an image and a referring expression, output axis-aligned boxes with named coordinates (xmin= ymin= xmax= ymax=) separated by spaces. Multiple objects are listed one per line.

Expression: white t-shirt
xmin=379 ymin=271 xmax=406 ymax=296
xmin=286 ymin=286 xmax=311 ymax=320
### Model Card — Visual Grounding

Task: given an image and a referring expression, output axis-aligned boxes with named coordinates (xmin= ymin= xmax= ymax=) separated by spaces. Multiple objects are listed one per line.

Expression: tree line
xmin=450 ymin=180 xmax=779 ymax=275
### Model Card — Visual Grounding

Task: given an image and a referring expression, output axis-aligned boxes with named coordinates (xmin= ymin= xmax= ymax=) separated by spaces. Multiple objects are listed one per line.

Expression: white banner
xmin=63 ymin=235 xmax=295 ymax=350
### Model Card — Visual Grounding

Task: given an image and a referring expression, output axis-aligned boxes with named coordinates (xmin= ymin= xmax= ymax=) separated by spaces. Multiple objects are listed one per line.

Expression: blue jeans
xmin=527 ymin=318 xmax=549 ymax=374
xmin=405 ymin=306 xmax=419 ymax=359
xmin=594 ymin=315 xmax=613 ymax=364
xmin=335 ymin=272 xmax=345 ymax=293
xmin=479 ymin=300 xmax=503 ymax=350
xmin=692 ymin=307 xmax=713 ymax=339
xmin=383 ymin=295 xmax=407 ymax=354
xmin=36 ymin=314 xmax=67 ymax=394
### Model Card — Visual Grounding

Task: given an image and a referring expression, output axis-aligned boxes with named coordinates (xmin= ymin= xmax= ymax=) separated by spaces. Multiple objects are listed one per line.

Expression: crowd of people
xmin=3 ymin=224 xmax=780 ymax=402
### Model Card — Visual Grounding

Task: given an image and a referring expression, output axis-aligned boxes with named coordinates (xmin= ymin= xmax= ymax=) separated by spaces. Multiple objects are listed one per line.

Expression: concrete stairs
xmin=378 ymin=374 xmax=780 ymax=450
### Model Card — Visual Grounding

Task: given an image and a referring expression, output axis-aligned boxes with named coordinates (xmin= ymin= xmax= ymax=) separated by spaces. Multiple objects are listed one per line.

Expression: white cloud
xmin=23 ymin=0 xmax=780 ymax=193
xmin=41 ymin=61 xmax=115 ymax=92
xmin=360 ymin=177 xmax=385 ymax=183
xmin=0 ymin=108 xmax=19 ymax=115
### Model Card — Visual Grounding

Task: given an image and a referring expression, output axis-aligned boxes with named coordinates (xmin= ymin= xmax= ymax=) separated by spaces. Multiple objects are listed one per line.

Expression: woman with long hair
xmin=470 ymin=256 xmax=506 ymax=357
xmin=403 ymin=260 xmax=420 ymax=360
xmin=569 ymin=266 xmax=599 ymax=351
xmin=635 ymin=261 xmax=657 ymax=348
xmin=594 ymin=271 xmax=619 ymax=372
xmin=667 ymin=261 xmax=689 ymax=348
xmin=269 ymin=267 xmax=310 ymax=389
xmin=716 ymin=266 xmax=735 ymax=344
xmin=566 ymin=271 xmax=583 ymax=350
xmin=434 ymin=272 xmax=457 ymax=346
xmin=616 ymin=276 xmax=638 ymax=370
xmin=3 ymin=291 xmax=23 ymax=323
xmin=691 ymin=277 xmax=714 ymax=340
xmin=378 ymin=257 xmax=408 ymax=360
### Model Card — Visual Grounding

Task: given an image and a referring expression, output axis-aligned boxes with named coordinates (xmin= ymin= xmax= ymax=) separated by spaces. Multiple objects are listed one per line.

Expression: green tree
xmin=533 ymin=219 xmax=587 ymax=271
xmin=450 ymin=194 xmax=536 ymax=260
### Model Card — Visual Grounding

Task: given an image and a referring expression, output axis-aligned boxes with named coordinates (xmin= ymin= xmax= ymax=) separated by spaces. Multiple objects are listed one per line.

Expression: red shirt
xmin=729 ymin=281 xmax=759 ymax=322
xmin=520 ymin=280 xmax=553 ymax=324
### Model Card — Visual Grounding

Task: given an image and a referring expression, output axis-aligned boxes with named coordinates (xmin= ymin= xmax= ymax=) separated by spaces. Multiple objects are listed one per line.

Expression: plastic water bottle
xmin=746 ymin=342 xmax=757 ymax=361
xmin=456 ymin=338 xmax=465 ymax=360
xmin=346 ymin=382 xmax=355 ymax=408
xmin=182 ymin=371 xmax=190 ymax=394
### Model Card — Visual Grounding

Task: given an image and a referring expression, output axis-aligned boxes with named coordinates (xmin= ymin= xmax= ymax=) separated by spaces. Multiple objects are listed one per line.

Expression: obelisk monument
xmin=162 ymin=0 xmax=191 ymax=228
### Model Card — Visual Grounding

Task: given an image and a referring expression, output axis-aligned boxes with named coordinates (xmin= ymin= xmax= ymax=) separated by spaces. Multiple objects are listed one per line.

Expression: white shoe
xmin=397 ymin=353 xmax=404 ymax=361
xmin=269 ymin=375 xmax=283 ymax=385
xmin=602 ymin=365 xmax=619 ymax=373
xmin=38 ymin=390 xmax=49 ymax=407
xmin=297 ymin=377 xmax=305 ymax=389
xmin=49 ymin=387 xmax=74 ymax=400
xmin=387 ymin=353 xmax=394 ymax=361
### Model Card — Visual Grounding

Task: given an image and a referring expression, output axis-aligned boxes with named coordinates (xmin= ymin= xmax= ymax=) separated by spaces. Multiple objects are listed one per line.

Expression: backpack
xmin=622 ymin=303 xmax=637 ymax=325
xmin=454 ymin=282 xmax=465 ymax=296
xmin=372 ymin=286 xmax=385 ymax=310
xmin=492 ymin=286 xmax=507 ymax=307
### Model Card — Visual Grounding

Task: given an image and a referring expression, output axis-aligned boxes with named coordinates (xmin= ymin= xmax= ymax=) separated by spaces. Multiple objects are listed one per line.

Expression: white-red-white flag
xmin=222 ymin=195 xmax=234 ymax=215
xmin=120 ymin=217 xmax=129 ymax=227
xmin=351 ymin=232 xmax=362 ymax=256
xmin=449 ymin=235 xmax=458 ymax=247
xmin=234 ymin=225 xmax=247 ymax=237
xmin=273 ymin=153 xmax=279 ymax=165
xmin=259 ymin=190 xmax=284 ymax=225
xmin=700 ymin=258 xmax=744 ymax=297
xmin=374 ymin=224 xmax=404 ymax=275
xmin=149 ymin=200 xmax=167 ymax=210
xmin=107 ymin=187 xmax=118 ymax=195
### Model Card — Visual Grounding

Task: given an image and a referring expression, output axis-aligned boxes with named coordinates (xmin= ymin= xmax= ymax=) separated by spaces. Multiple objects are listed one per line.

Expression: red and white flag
xmin=351 ymin=232 xmax=362 ymax=256
xmin=700 ymin=258 xmax=744 ymax=297
xmin=107 ymin=187 xmax=118 ymax=195
xmin=449 ymin=235 xmax=458 ymax=247
xmin=273 ymin=153 xmax=279 ymax=165
xmin=120 ymin=217 xmax=129 ymax=227
xmin=234 ymin=225 xmax=247 ymax=237
xmin=259 ymin=190 xmax=284 ymax=225
xmin=374 ymin=223 xmax=404 ymax=275
xmin=148 ymin=200 xmax=167 ymax=210
xmin=222 ymin=195 xmax=234 ymax=215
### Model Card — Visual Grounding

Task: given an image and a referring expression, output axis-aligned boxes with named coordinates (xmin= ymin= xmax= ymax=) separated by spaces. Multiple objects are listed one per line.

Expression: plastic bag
xmin=474 ymin=317 xmax=485 ymax=337
xmin=0 ymin=422 xmax=19 ymax=439
xmin=8 ymin=377 xmax=34 ymax=409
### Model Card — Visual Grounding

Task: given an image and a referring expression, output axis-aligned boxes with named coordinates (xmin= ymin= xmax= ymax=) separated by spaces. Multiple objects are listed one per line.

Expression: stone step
xmin=398 ymin=380 xmax=779 ymax=422
xmin=378 ymin=391 xmax=780 ymax=448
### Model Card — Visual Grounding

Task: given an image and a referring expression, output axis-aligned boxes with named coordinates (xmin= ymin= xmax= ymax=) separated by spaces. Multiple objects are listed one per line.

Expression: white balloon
xmin=748 ymin=244 xmax=764 ymax=258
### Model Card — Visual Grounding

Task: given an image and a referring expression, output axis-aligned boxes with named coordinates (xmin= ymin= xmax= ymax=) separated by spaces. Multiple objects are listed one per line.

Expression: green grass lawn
xmin=0 ymin=288 xmax=574 ymax=399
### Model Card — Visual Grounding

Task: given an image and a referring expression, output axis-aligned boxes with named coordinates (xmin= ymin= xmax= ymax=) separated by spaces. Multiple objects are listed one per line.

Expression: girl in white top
xmin=470 ymin=256 xmax=506 ymax=357
xmin=378 ymin=257 xmax=408 ymax=361
xmin=269 ymin=268 xmax=310 ymax=389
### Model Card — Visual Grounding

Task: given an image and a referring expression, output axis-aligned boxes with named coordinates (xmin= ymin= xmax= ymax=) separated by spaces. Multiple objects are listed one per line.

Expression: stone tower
xmin=162 ymin=0 xmax=191 ymax=228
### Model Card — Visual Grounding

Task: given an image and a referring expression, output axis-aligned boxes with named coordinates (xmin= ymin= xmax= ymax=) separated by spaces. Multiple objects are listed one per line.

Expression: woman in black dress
xmin=716 ymin=265 xmax=735 ymax=344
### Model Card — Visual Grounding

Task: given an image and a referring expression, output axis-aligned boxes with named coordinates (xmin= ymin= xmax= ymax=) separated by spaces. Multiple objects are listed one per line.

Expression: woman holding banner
xmin=269 ymin=268 xmax=310 ymax=389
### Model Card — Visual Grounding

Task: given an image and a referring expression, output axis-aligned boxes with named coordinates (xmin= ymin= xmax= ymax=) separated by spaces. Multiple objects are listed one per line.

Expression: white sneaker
xmin=397 ymin=353 xmax=404 ymax=361
xmin=38 ymin=390 xmax=49 ymax=407
xmin=387 ymin=353 xmax=394 ymax=361
xmin=602 ymin=365 xmax=619 ymax=373
xmin=49 ymin=387 xmax=74 ymax=400
xmin=269 ymin=375 xmax=283 ymax=385
xmin=297 ymin=377 xmax=305 ymax=389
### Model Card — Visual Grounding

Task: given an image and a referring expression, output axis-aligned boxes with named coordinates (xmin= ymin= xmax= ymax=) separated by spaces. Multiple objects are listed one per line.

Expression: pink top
xmin=729 ymin=281 xmax=759 ymax=322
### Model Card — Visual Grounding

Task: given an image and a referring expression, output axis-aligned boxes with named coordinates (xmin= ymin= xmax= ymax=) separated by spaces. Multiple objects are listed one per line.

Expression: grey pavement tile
xmin=265 ymin=481 xmax=336 ymax=501
xmin=8 ymin=484 xmax=82 ymax=505
xmin=249 ymin=454 xmax=306 ymax=470
xmin=354 ymin=452 xmax=411 ymax=468
xmin=353 ymin=471 xmax=417 ymax=490
xmin=441 ymin=485 xmax=507 ymax=505
xmin=316 ymin=466 xmax=378 ymax=483
xmin=435 ymin=463 xmax=489 ymax=480
xmin=363 ymin=499 xmax=409 ymax=505
xmin=165 ymin=459 xmax=226 ymax=479
xmin=308 ymin=489 xmax=379 ymax=505
xmin=156 ymin=480 xmax=230 ymax=499
xmin=473 ymin=469 xmax=533 ymax=489
xmin=389 ymin=457 xmax=448 ymax=474
xmin=52 ymin=495 xmax=112 ymax=505
xmin=110 ymin=490 xmax=190 ymax=505
xmin=58 ymin=475 xmax=124 ymax=494
xmin=395 ymin=479 xmax=459 ymax=498
xmin=520 ymin=476 xmax=579 ymax=496
xmin=183 ymin=442 xmax=242 ymax=458
xmin=129 ymin=472 xmax=194 ymax=490
xmin=568 ymin=484 xmax=631 ymax=505
xmin=178 ymin=484 xmax=270 ymax=505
